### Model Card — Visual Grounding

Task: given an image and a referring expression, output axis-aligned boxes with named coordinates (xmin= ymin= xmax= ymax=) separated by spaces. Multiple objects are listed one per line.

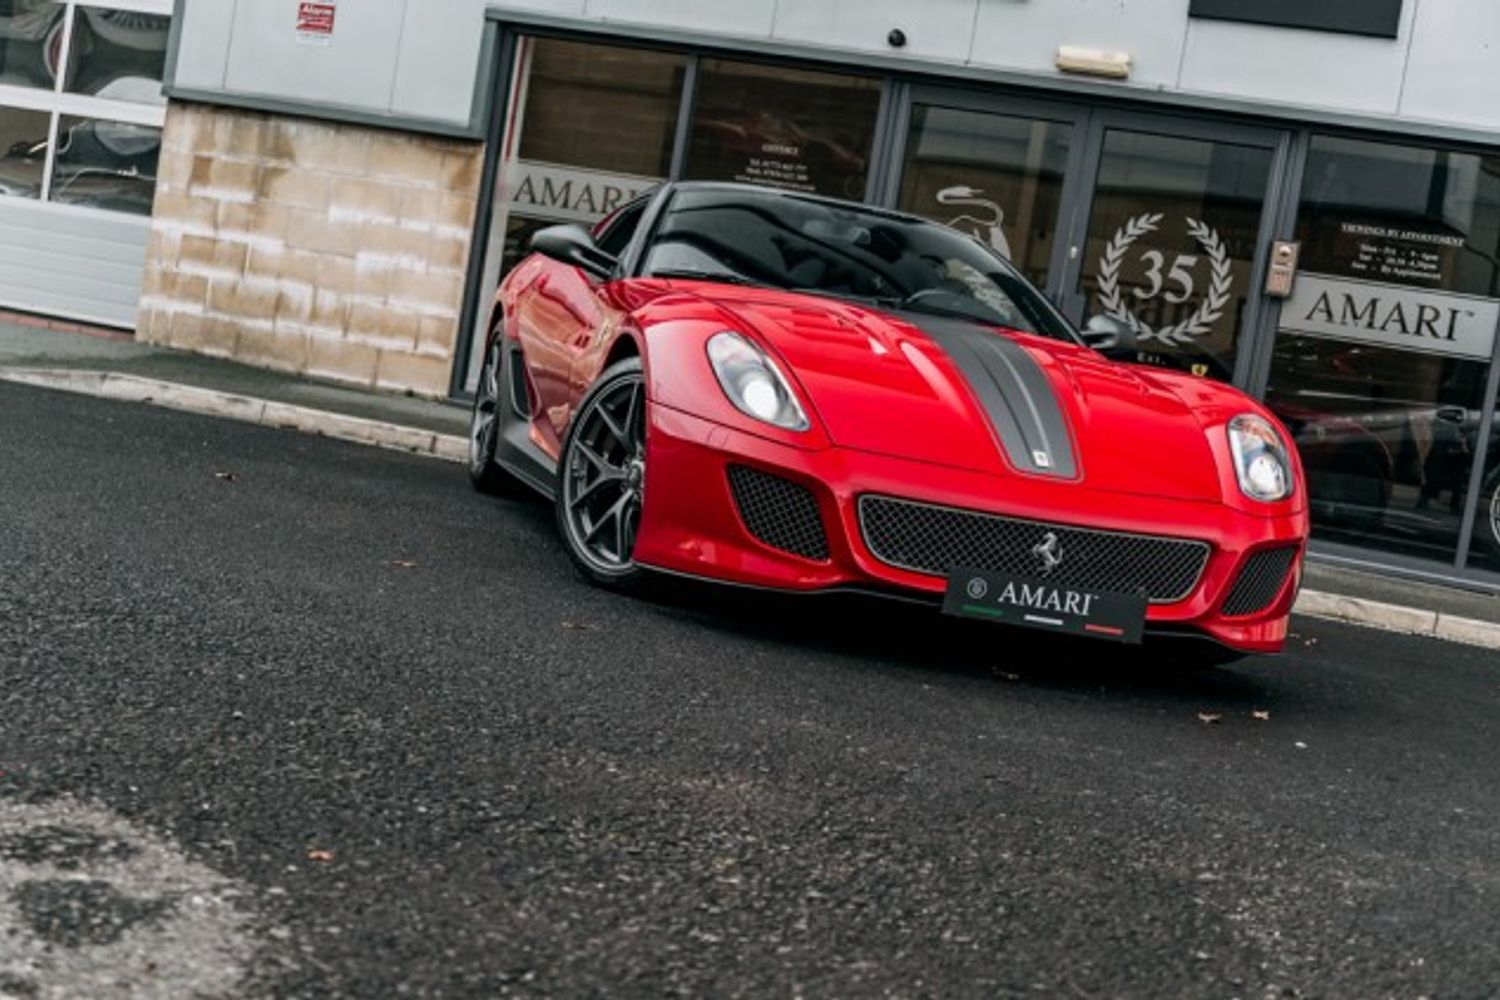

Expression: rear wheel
xmin=556 ymin=357 xmax=649 ymax=590
xmin=468 ymin=336 xmax=528 ymax=498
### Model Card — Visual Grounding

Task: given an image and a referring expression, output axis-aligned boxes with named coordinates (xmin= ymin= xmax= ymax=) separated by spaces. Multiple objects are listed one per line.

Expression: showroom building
xmin=7 ymin=0 xmax=1500 ymax=588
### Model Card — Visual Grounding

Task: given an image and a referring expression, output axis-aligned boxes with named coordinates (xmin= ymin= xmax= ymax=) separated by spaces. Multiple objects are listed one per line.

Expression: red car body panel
xmin=496 ymin=241 xmax=1309 ymax=655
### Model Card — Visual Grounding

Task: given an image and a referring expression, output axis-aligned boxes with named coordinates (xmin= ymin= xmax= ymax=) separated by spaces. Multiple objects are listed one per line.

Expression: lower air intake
xmin=727 ymin=466 xmax=830 ymax=561
xmin=1222 ymin=547 xmax=1299 ymax=617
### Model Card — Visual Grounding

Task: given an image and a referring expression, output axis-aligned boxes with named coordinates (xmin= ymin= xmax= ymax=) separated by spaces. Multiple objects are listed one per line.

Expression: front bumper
xmin=634 ymin=405 xmax=1309 ymax=654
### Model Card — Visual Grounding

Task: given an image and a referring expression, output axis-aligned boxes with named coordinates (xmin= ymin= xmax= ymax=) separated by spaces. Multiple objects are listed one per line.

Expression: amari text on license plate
xmin=941 ymin=566 xmax=1147 ymax=644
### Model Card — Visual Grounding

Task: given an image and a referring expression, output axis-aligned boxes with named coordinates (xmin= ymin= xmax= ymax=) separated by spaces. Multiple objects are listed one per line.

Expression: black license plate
xmin=941 ymin=567 xmax=1147 ymax=644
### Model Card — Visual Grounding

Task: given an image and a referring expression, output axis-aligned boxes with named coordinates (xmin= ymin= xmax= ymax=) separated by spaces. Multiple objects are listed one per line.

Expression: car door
xmin=508 ymin=253 xmax=590 ymax=456
xmin=508 ymin=200 xmax=650 ymax=455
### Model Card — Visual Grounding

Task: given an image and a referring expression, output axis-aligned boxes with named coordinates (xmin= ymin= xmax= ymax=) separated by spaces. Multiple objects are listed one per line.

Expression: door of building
xmin=888 ymin=92 xmax=1293 ymax=391
xmin=1054 ymin=113 xmax=1289 ymax=386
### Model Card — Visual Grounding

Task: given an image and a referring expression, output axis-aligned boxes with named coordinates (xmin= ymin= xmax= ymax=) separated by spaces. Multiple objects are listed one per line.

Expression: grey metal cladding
xmin=901 ymin=314 xmax=1077 ymax=479
xmin=1188 ymin=0 xmax=1403 ymax=39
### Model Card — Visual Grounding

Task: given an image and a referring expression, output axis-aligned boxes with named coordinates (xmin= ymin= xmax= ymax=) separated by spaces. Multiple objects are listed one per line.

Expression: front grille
xmin=858 ymin=495 xmax=1210 ymax=604
xmin=1222 ymin=546 xmax=1298 ymax=617
xmin=727 ymin=466 xmax=829 ymax=561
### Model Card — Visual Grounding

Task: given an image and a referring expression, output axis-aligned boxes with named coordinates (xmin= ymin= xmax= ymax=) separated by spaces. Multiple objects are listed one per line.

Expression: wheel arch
xmin=603 ymin=330 xmax=643 ymax=371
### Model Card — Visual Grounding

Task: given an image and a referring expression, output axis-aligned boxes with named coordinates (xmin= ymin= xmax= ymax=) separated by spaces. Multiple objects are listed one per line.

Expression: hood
xmin=715 ymin=291 xmax=1225 ymax=503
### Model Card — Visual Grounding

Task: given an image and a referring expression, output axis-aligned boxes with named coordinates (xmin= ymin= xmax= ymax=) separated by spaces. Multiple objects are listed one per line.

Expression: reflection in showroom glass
xmin=49 ymin=115 xmax=160 ymax=215
xmin=1470 ymin=390 xmax=1500 ymax=574
xmin=685 ymin=59 xmax=881 ymax=200
xmin=65 ymin=6 xmax=170 ymax=102
xmin=1076 ymin=130 xmax=1272 ymax=382
xmin=0 ymin=106 xmax=50 ymax=198
xmin=898 ymin=105 xmax=1072 ymax=288
xmin=1267 ymin=135 xmax=1500 ymax=567
xmin=0 ymin=0 xmax=65 ymax=90
xmin=1267 ymin=335 xmax=1489 ymax=563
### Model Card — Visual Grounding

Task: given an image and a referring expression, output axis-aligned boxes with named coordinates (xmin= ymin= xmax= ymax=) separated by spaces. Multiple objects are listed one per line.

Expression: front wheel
xmin=556 ymin=357 xmax=649 ymax=590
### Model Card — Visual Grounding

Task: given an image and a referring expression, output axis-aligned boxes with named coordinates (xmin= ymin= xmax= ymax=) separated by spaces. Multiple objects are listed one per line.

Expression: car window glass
xmin=642 ymin=188 xmax=1075 ymax=340
xmin=595 ymin=200 xmax=649 ymax=258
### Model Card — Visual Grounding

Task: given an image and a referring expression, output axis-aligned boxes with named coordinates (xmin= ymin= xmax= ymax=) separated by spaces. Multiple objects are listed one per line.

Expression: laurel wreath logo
xmin=1096 ymin=214 xmax=1233 ymax=346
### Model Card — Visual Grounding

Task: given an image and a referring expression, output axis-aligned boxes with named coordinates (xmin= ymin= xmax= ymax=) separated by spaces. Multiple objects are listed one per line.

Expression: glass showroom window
xmin=0 ymin=1 xmax=170 ymax=215
xmin=1265 ymin=136 xmax=1500 ymax=569
xmin=684 ymin=59 xmax=882 ymax=200
xmin=467 ymin=36 xmax=689 ymax=387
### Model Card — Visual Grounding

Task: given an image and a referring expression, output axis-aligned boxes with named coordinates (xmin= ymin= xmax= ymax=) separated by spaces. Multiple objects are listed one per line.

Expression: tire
xmin=467 ymin=335 xmax=529 ymax=498
xmin=555 ymin=357 xmax=649 ymax=590
xmin=1480 ymin=469 xmax=1500 ymax=559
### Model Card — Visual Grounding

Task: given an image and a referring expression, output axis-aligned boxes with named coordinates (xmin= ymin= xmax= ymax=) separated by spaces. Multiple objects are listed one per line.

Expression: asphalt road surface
xmin=3 ymin=381 xmax=1500 ymax=999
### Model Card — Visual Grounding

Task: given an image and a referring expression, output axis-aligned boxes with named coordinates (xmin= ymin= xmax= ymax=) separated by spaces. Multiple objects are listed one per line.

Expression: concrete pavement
xmin=4 ymin=381 xmax=1500 ymax=997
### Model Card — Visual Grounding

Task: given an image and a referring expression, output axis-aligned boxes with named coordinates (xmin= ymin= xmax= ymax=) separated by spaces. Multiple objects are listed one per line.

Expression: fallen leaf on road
xmin=1252 ymin=710 xmax=1271 ymax=721
xmin=307 ymin=850 xmax=334 ymax=863
xmin=1197 ymin=712 xmax=1223 ymax=725
xmin=562 ymin=621 xmax=600 ymax=631
xmin=214 ymin=471 xmax=237 ymax=482
xmin=1294 ymin=741 xmax=1308 ymax=749
xmin=390 ymin=560 xmax=418 ymax=569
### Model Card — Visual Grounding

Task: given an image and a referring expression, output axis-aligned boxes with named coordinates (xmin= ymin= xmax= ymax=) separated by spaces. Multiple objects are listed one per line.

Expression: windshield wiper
xmin=650 ymin=268 xmax=759 ymax=287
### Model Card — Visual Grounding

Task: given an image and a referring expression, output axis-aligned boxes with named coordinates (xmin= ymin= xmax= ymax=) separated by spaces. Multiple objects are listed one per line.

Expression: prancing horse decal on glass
xmin=937 ymin=186 xmax=1012 ymax=260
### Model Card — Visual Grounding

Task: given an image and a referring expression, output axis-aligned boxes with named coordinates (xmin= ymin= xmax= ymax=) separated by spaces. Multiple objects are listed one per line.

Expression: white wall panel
xmin=492 ymin=0 xmax=587 ymax=14
xmin=171 ymin=0 xmax=236 ymax=92
xmin=772 ymin=0 xmax=978 ymax=64
xmin=168 ymin=0 xmax=1500 ymax=138
xmin=587 ymin=0 xmax=777 ymax=39
xmin=0 ymin=200 xmax=149 ymax=329
xmin=968 ymin=0 xmax=1191 ymax=88
xmin=1399 ymin=0 xmax=1500 ymax=129
xmin=224 ymin=0 xmax=408 ymax=116
xmin=391 ymin=0 xmax=488 ymax=123
xmin=1178 ymin=4 xmax=1418 ymax=117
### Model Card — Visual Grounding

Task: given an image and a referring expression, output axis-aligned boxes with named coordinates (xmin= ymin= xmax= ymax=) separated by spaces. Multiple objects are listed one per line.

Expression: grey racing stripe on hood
xmin=899 ymin=313 xmax=1077 ymax=478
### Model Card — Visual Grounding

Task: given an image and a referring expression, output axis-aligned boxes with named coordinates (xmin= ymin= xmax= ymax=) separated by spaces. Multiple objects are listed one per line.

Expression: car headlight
xmin=706 ymin=331 xmax=809 ymax=431
xmin=1228 ymin=414 xmax=1294 ymax=502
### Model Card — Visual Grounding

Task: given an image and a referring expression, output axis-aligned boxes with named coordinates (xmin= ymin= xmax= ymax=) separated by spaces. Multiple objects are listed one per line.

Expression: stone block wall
xmin=138 ymin=102 xmax=484 ymax=397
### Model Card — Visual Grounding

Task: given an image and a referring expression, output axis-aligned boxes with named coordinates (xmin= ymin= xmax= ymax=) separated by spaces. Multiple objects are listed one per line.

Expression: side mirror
xmin=1081 ymin=314 xmax=1136 ymax=357
xmin=529 ymin=224 xmax=618 ymax=280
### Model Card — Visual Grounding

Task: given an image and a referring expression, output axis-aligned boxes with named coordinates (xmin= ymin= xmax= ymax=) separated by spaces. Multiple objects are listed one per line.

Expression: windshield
xmin=641 ymin=187 xmax=1078 ymax=341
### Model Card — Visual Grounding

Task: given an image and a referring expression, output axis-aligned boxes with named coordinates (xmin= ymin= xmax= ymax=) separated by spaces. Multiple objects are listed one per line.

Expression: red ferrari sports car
xmin=470 ymin=183 xmax=1309 ymax=657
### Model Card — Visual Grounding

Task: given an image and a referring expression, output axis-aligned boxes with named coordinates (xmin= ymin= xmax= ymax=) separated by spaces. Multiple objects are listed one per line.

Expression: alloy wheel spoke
xmin=584 ymin=492 xmax=632 ymax=545
xmin=575 ymin=440 xmax=622 ymax=476
xmin=598 ymin=405 xmax=630 ymax=450
xmin=569 ymin=470 xmax=620 ymax=510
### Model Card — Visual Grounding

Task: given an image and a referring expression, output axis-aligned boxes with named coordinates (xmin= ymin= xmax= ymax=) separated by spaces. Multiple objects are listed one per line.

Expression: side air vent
xmin=726 ymin=466 xmax=830 ymax=561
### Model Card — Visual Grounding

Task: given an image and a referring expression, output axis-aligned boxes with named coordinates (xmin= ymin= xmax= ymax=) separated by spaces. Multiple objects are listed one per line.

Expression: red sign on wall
xmin=296 ymin=2 xmax=336 ymax=44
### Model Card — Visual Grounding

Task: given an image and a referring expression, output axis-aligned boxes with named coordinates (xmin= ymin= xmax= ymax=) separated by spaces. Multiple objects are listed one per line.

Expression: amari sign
xmin=505 ymin=161 xmax=660 ymax=225
xmin=1189 ymin=0 xmax=1403 ymax=38
xmin=1282 ymin=274 xmax=1500 ymax=361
